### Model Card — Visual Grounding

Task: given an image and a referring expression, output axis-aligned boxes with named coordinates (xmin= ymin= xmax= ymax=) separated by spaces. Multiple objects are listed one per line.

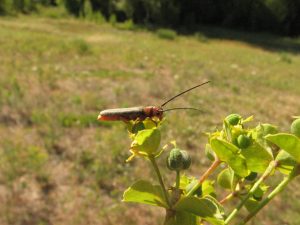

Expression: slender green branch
xmin=186 ymin=158 xmax=221 ymax=197
xmin=149 ymin=156 xmax=171 ymax=208
xmin=238 ymin=166 xmax=299 ymax=225
xmin=176 ymin=170 xmax=180 ymax=189
xmin=225 ymin=161 xmax=276 ymax=224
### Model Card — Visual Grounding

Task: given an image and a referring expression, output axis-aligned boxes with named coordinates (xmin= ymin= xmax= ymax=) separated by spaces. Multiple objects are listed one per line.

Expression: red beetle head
xmin=144 ymin=106 xmax=163 ymax=120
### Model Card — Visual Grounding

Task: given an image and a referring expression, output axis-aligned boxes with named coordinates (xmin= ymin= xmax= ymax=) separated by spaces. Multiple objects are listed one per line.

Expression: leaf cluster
xmin=120 ymin=115 xmax=300 ymax=225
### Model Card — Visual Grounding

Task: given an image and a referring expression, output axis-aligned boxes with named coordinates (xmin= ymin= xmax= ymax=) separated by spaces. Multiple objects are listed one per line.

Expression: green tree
xmin=64 ymin=0 xmax=85 ymax=17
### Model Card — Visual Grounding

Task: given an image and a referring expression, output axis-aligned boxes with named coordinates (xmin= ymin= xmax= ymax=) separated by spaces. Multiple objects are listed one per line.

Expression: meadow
xmin=0 ymin=14 xmax=299 ymax=225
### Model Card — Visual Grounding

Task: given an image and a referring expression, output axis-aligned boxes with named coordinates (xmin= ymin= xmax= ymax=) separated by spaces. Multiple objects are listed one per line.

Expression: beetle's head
xmin=144 ymin=106 xmax=163 ymax=120
xmin=152 ymin=106 xmax=163 ymax=119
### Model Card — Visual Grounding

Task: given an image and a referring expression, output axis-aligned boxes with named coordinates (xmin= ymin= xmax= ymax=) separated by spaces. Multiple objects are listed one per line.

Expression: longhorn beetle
xmin=97 ymin=81 xmax=210 ymax=122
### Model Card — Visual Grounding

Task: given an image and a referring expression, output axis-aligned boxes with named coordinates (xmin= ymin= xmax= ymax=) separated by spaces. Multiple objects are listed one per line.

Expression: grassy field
xmin=0 ymin=15 xmax=299 ymax=225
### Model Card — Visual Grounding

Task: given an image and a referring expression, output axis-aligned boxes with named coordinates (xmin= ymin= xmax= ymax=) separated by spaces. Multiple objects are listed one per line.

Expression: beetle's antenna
xmin=162 ymin=107 xmax=205 ymax=113
xmin=161 ymin=81 xmax=210 ymax=107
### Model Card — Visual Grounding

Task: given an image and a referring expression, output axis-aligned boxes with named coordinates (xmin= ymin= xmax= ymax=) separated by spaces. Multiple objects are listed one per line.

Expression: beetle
xmin=97 ymin=81 xmax=210 ymax=121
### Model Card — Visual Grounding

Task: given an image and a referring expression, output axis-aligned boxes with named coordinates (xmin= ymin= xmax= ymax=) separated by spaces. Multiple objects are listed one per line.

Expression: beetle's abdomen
xmin=98 ymin=107 xmax=145 ymax=121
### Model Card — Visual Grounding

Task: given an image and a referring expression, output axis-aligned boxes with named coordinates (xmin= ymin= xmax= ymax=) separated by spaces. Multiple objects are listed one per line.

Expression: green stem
xmin=176 ymin=170 xmax=180 ymax=189
xmin=149 ymin=156 xmax=171 ymax=208
xmin=225 ymin=161 xmax=276 ymax=224
xmin=238 ymin=166 xmax=298 ymax=225
xmin=186 ymin=158 xmax=221 ymax=197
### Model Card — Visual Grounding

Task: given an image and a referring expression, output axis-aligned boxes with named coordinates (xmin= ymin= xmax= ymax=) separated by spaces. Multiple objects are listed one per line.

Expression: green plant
xmin=237 ymin=134 xmax=251 ymax=149
xmin=109 ymin=14 xmax=117 ymax=25
xmin=278 ymin=52 xmax=292 ymax=64
xmin=291 ymin=118 xmax=300 ymax=137
xmin=115 ymin=19 xmax=136 ymax=30
xmin=0 ymin=143 xmax=48 ymax=184
xmin=156 ymin=29 xmax=177 ymax=40
xmin=71 ymin=38 xmax=92 ymax=55
xmin=59 ymin=113 xmax=100 ymax=127
xmin=104 ymin=115 xmax=300 ymax=225
xmin=64 ymin=0 xmax=84 ymax=17
xmin=195 ymin=32 xmax=209 ymax=43
xmin=225 ymin=113 xmax=242 ymax=126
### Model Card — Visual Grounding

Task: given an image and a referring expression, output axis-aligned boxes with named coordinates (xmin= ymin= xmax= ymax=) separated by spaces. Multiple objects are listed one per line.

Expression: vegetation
xmin=156 ymin=28 xmax=177 ymax=40
xmin=0 ymin=13 xmax=299 ymax=225
xmin=122 ymin=116 xmax=300 ymax=224
xmin=0 ymin=0 xmax=300 ymax=36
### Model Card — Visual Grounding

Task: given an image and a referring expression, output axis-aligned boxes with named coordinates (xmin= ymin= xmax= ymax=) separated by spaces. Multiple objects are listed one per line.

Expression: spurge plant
xmin=111 ymin=115 xmax=300 ymax=225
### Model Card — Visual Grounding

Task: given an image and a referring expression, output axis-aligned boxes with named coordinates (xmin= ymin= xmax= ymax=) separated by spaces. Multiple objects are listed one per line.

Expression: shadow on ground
xmin=181 ymin=25 xmax=300 ymax=54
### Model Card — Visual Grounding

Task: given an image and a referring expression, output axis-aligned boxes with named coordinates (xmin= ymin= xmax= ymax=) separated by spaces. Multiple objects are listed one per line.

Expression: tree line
xmin=1 ymin=0 xmax=299 ymax=36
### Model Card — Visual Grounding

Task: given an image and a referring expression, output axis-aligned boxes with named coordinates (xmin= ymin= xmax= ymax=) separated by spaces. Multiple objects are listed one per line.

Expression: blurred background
xmin=0 ymin=0 xmax=299 ymax=224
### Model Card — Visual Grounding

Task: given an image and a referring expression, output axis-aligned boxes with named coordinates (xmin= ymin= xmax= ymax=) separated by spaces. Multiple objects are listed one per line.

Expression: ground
xmin=0 ymin=15 xmax=299 ymax=225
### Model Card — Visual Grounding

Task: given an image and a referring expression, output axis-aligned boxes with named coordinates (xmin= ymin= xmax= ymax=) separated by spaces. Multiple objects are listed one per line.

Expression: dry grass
xmin=0 ymin=15 xmax=299 ymax=225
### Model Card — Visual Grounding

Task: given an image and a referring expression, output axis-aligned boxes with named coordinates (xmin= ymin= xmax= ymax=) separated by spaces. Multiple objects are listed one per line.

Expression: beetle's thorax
xmin=143 ymin=106 xmax=163 ymax=119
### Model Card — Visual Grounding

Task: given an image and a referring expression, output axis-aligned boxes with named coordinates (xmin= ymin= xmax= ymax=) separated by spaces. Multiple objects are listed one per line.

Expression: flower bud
xmin=167 ymin=148 xmax=191 ymax=171
xmin=260 ymin=123 xmax=278 ymax=136
xmin=225 ymin=114 xmax=242 ymax=126
xmin=167 ymin=148 xmax=183 ymax=171
xmin=291 ymin=118 xmax=300 ymax=137
xmin=181 ymin=150 xmax=191 ymax=170
xmin=245 ymin=172 xmax=257 ymax=181
xmin=237 ymin=134 xmax=251 ymax=149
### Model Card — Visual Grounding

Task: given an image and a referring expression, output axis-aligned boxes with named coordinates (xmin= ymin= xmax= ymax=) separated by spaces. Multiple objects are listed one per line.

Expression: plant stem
xmin=163 ymin=209 xmax=176 ymax=225
xmin=186 ymin=158 xmax=221 ymax=197
xmin=238 ymin=166 xmax=298 ymax=225
xmin=220 ymin=192 xmax=234 ymax=204
xmin=176 ymin=170 xmax=180 ymax=189
xmin=225 ymin=161 xmax=276 ymax=224
xmin=149 ymin=156 xmax=171 ymax=208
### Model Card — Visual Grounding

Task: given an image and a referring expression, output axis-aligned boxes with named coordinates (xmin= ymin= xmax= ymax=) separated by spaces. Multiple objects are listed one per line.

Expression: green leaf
xmin=164 ymin=211 xmax=198 ymax=225
xmin=123 ymin=180 xmax=167 ymax=208
xmin=217 ymin=168 xmax=233 ymax=189
xmin=205 ymin=144 xmax=216 ymax=161
xmin=131 ymin=121 xmax=145 ymax=134
xmin=252 ymin=183 xmax=268 ymax=200
xmin=275 ymin=150 xmax=297 ymax=175
xmin=241 ymin=115 xmax=254 ymax=124
xmin=252 ymin=124 xmax=278 ymax=153
xmin=223 ymin=119 xmax=232 ymax=141
xmin=202 ymin=180 xmax=216 ymax=197
xmin=244 ymin=197 xmax=260 ymax=213
xmin=185 ymin=180 xmax=202 ymax=196
xmin=143 ymin=118 xmax=160 ymax=129
xmin=204 ymin=195 xmax=225 ymax=217
xmin=131 ymin=128 xmax=161 ymax=155
xmin=266 ymin=133 xmax=300 ymax=163
xmin=175 ymin=196 xmax=224 ymax=225
xmin=185 ymin=180 xmax=216 ymax=198
xmin=127 ymin=118 xmax=159 ymax=134
xmin=210 ymin=138 xmax=248 ymax=177
xmin=180 ymin=175 xmax=193 ymax=192
xmin=240 ymin=142 xmax=273 ymax=173
xmin=175 ymin=211 xmax=198 ymax=225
